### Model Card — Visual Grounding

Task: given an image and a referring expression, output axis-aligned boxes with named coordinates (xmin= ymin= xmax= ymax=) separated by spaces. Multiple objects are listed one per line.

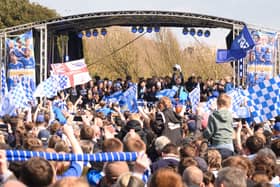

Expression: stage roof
xmin=0 ymin=10 xmax=246 ymax=34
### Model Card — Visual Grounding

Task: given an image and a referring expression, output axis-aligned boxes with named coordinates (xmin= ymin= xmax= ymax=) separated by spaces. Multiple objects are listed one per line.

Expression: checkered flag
xmin=204 ymin=97 xmax=217 ymax=113
xmin=57 ymin=74 xmax=70 ymax=91
xmin=1 ymin=64 xmax=7 ymax=98
xmin=189 ymin=84 xmax=200 ymax=112
xmin=244 ymin=76 xmax=280 ymax=123
xmin=34 ymin=76 xmax=58 ymax=98
xmin=9 ymin=83 xmax=29 ymax=108
xmin=227 ymin=88 xmax=245 ymax=113
xmin=20 ymin=76 xmax=34 ymax=101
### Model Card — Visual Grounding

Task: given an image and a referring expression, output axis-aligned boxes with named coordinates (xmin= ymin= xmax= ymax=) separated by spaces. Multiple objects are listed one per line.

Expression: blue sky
xmin=30 ymin=0 xmax=280 ymax=48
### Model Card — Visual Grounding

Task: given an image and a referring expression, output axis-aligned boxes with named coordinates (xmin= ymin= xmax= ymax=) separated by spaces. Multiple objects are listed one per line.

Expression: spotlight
xmin=190 ymin=28 xmax=196 ymax=36
xmin=147 ymin=26 xmax=153 ymax=33
xmin=182 ymin=27 xmax=189 ymax=35
xmin=154 ymin=26 xmax=160 ymax=33
xmin=101 ymin=28 xmax=107 ymax=36
xmin=204 ymin=30 xmax=211 ymax=37
xmin=197 ymin=29 xmax=203 ymax=37
xmin=138 ymin=26 xmax=144 ymax=33
xmin=85 ymin=31 xmax=91 ymax=38
xmin=131 ymin=26 xmax=137 ymax=33
xmin=92 ymin=29 xmax=98 ymax=37
xmin=77 ymin=32 xmax=84 ymax=38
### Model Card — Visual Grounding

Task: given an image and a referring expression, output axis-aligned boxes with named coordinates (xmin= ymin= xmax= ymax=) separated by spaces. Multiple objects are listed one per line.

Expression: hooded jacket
xmin=153 ymin=108 xmax=182 ymax=145
xmin=203 ymin=108 xmax=233 ymax=146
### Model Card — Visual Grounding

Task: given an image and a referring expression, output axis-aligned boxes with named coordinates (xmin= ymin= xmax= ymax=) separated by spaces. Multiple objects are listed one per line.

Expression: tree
xmin=0 ymin=0 xmax=58 ymax=29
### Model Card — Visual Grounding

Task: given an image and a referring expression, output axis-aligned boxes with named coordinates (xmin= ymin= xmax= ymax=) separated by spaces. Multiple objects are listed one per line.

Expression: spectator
xmin=215 ymin=167 xmax=247 ymax=187
xmin=183 ymin=166 xmax=204 ymax=187
xmin=148 ymin=168 xmax=185 ymax=187
xmin=203 ymin=93 xmax=234 ymax=153
xmin=152 ymin=97 xmax=182 ymax=144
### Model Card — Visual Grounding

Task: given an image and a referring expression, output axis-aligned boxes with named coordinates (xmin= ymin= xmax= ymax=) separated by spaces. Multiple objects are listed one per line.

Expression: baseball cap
xmin=37 ymin=129 xmax=50 ymax=145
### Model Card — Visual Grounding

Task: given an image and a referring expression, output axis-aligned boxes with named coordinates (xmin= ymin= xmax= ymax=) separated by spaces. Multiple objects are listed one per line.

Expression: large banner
xmin=6 ymin=30 xmax=36 ymax=92
xmin=51 ymin=59 xmax=92 ymax=87
xmin=247 ymin=31 xmax=277 ymax=87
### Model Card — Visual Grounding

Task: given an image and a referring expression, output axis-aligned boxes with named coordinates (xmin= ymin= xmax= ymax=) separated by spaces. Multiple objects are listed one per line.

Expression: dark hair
xmin=161 ymin=143 xmax=178 ymax=155
xmin=178 ymin=157 xmax=198 ymax=175
xmin=271 ymin=139 xmax=280 ymax=157
xmin=246 ymin=135 xmax=264 ymax=154
xmin=20 ymin=157 xmax=54 ymax=187
xmin=203 ymin=171 xmax=215 ymax=185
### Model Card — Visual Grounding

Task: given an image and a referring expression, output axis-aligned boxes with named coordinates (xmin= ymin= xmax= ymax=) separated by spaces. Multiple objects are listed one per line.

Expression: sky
xmin=29 ymin=0 xmax=280 ymax=48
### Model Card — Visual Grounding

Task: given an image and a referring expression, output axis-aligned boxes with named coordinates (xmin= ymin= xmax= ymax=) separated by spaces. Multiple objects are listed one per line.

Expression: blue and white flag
xmin=34 ymin=76 xmax=59 ymax=98
xmin=227 ymin=88 xmax=245 ymax=114
xmin=216 ymin=25 xmax=255 ymax=63
xmin=189 ymin=84 xmax=200 ymax=112
xmin=156 ymin=88 xmax=177 ymax=99
xmin=1 ymin=64 xmax=8 ymax=99
xmin=34 ymin=74 xmax=71 ymax=99
xmin=57 ymin=74 xmax=70 ymax=91
xmin=244 ymin=76 xmax=280 ymax=123
xmin=20 ymin=76 xmax=35 ymax=101
xmin=120 ymin=84 xmax=138 ymax=113
xmin=0 ymin=83 xmax=30 ymax=116
xmin=103 ymin=91 xmax=123 ymax=104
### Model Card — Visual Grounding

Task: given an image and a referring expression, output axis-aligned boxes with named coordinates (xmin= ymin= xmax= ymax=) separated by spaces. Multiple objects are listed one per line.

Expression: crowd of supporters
xmin=0 ymin=65 xmax=279 ymax=187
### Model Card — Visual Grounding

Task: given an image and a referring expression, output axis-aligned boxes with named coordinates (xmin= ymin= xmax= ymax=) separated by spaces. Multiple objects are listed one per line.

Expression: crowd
xmin=0 ymin=65 xmax=279 ymax=187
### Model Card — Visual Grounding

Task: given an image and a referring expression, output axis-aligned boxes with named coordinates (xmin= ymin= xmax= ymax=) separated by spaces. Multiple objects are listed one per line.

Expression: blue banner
xmin=6 ymin=30 xmax=36 ymax=97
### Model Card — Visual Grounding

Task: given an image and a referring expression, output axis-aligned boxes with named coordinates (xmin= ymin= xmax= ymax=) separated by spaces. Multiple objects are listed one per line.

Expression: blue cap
xmin=274 ymin=122 xmax=280 ymax=131
xmin=38 ymin=129 xmax=50 ymax=143
xmin=36 ymin=114 xmax=45 ymax=123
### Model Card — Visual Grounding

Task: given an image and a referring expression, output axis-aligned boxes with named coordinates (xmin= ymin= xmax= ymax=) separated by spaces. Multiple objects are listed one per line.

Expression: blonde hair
xmin=159 ymin=97 xmax=172 ymax=109
xmin=217 ymin=93 xmax=231 ymax=108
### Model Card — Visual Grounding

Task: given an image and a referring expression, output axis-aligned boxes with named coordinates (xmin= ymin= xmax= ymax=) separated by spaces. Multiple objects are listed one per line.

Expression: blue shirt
xmin=8 ymin=61 xmax=23 ymax=70
xmin=21 ymin=57 xmax=35 ymax=69
xmin=57 ymin=161 xmax=82 ymax=179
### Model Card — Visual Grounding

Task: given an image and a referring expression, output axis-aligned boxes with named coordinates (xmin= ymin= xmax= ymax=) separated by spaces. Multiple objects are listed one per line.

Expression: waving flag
xmin=244 ymin=76 xmax=280 ymax=123
xmin=0 ymin=83 xmax=30 ymax=116
xmin=34 ymin=76 xmax=58 ymax=98
xmin=103 ymin=91 xmax=123 ymax=104
xmin=51 ymin=59 xmax=91 ymax=87
xmin=1 ymin=64 xmax=7 ymax=99
xmin=120 ymin=84 xmax=138 ymax=113
xmin=156 ymin=88 xmax=177 ymax=99
xmin=216 ymin=25 xmax=255 ymax=63
xmin=189 ymin=84 xmax=200 ymax=112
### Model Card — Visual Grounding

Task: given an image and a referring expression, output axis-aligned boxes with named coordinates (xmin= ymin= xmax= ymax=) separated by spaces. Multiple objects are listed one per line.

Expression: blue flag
xmin=216 ymin=25 xmax=255 ymax=63
xmin=119 ymin=85 xmax=138 ymax=113
xmin=156 ymin=88 xmax=177 ymax=99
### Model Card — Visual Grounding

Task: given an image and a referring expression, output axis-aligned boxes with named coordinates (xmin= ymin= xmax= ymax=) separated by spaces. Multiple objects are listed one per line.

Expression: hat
xmin=37 ymin=129 xmax=50 ymax=143
xmin=193 ymin=156 xmax=208 ymax=172
xmin=274 ymin=122 xmax=280 ymax=131
xmin=36 ymin=114 xmax=45 ymax=123
xmin=187 ymin=120 xmax=197 ymax=132
xmin=154 ymin=136 xmax=171 ymax=152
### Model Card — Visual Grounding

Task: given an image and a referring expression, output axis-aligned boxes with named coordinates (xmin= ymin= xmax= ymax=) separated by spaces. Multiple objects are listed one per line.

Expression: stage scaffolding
xmin=0 ymin=10 xmax=279 ymax=86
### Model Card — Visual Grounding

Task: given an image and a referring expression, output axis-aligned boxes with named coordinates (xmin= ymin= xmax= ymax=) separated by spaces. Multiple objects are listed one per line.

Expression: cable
xmin=87 ymin=32 xmax=147 ymax=69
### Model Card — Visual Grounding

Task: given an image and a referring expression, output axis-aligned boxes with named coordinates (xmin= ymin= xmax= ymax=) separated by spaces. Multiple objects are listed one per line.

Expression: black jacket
xmin=152 ymin=108 xmax=182 ymax=145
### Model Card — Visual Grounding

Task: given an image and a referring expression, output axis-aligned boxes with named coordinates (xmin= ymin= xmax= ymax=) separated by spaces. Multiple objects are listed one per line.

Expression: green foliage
xmin=0 ymin=0 xmax=58 ymax=29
